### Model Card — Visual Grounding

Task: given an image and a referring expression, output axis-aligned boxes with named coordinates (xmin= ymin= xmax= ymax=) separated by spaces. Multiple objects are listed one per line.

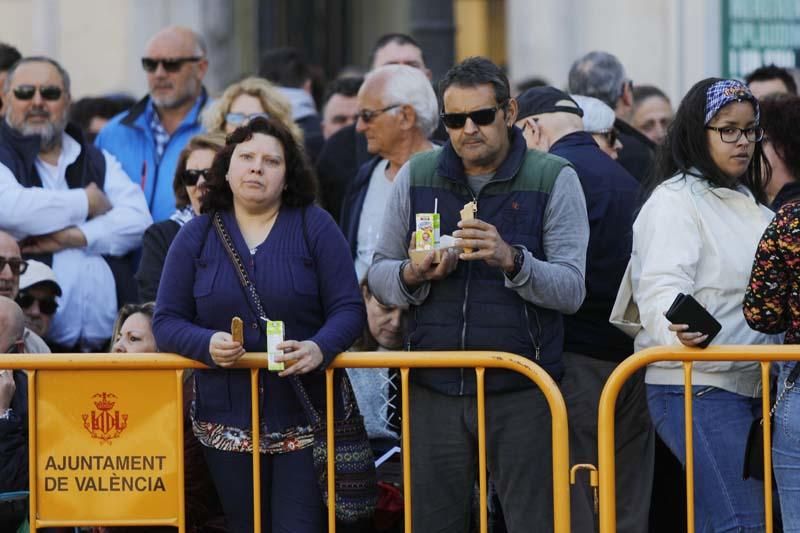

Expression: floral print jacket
xmin=744 ymin=200 xmax=800 ymax=344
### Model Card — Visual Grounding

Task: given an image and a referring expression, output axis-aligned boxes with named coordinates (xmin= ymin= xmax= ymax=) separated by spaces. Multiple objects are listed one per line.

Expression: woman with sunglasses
xmin=611 ymin=78 xmax=781 ymax=531
xmin=743 ymin=94 xmax=800 ymax=531
xmin=135 ymin=132 xmax=226 ymax=301
xmin=202 ymin=76 xmax=303 ymax=139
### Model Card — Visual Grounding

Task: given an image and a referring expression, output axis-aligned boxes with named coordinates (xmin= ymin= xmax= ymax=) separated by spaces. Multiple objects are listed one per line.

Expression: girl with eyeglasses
xmin=612 ymin=78 xmax=780 ymax=531
xmin=744 ymin=94 xmax=800 ymax=532
xmin=135 ymin=132 xmax=226 ymax=301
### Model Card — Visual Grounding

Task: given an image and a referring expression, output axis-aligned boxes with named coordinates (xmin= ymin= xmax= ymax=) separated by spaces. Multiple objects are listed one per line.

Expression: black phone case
xmin=664 ymin=293 xmax=722 ymax=349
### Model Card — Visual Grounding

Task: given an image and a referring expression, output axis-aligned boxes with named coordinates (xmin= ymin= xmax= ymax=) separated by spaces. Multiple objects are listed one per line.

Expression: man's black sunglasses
xmin=141 ymin=56 xmax=203 ymax=73
xmin=13 ymin=85 xmax=63 ymax=101
xmin=181 ymin=168 xmax=210 ymax=187
xmin=440 ymin=104 xmax=504 ymax=129
xmin=16 ymin=291 xmax=58 ymax=316
xmin=0 ymin=257 xmax=28 ymax=276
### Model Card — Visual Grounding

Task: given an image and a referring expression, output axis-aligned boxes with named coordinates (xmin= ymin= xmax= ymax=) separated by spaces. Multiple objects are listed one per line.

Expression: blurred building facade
xmin=0 ymin=0 xmax=797 ymax=103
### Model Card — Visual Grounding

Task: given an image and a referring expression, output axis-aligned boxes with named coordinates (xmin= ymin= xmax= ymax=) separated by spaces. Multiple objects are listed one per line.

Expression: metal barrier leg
xmin=326 ymin=369 xmax=336 ymax=533
xmin=683 ymin=363 xmax=695 ymax=533
xmin=476 ymin=368 xmax=488 ymax=533
xmin=251 ymin=369 xmax=262 ymax=533
xmin=28 ymin=371 xmax=37 ymax=533
xmin=176 ymin=370 xmax=186 ymax=533
xmin=401 ymin=368 xmax=412 ymax=533
xmin=761 ymin=362 xmax=774 ymax=533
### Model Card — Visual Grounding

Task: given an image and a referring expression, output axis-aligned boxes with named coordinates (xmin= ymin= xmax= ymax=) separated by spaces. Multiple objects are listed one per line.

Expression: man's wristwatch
xmin=0 ymin=408 xmax=13 ymax=420
xmin=506 ymin=246 xmax=524 ymax=279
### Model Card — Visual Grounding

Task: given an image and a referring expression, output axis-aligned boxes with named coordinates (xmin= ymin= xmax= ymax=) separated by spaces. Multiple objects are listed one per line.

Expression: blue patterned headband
xmin=704 ymin=80 xmax=759 ymax=125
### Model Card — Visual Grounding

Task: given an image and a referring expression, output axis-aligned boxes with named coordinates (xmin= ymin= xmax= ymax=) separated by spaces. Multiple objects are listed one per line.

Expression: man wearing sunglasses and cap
xmin=368 ymin=57 xmax=589 ymax=532
xmin=0 ymin=232 xmax=50 ymax=356
xmin=516 ymin=86 xmax=651 ymax=533
xmin=96 ymin=26 xmax=209 ymax=223
xmin=16 ymin=259 xmax=61 ymax=343
xmin=0 ymin=57 xmax=151 ymax=353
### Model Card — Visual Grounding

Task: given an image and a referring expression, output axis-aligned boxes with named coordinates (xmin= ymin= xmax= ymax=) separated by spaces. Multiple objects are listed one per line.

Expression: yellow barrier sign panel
xmin=34 ymin=370 xmax=182 ymax=523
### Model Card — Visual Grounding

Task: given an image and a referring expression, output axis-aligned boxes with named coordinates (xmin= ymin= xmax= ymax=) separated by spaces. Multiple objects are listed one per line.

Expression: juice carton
xmin=415 ymin=213 xmax=440 ymax=251
xmin=266 ymin=320 xmax=285 ymax=371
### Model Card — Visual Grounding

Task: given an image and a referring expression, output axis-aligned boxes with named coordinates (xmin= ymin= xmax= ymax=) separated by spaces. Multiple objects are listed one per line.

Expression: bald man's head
xmin=0 ymin=296 xmax=24 ymax=353
xmin=0 ymin=231 xmax=21 ymax=300
xmin=143 ymin=26 xmax=208 ymax=110
xmin=145 ymin=26 xmax=206 ymax=58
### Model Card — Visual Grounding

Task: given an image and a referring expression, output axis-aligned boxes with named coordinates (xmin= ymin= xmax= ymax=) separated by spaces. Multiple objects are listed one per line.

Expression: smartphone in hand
xmin=664 ymin=293 xmax=722 ymax=349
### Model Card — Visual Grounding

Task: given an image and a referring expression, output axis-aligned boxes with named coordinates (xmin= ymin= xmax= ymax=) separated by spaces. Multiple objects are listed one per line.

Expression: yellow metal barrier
xmin=3 ymin=351 xmax=570 ymax=532
xmin=597 ymin=345 xmax=800 ymax=533
xmin=332 ymin=351 xmax=572 ymax=533
xmin=2 ymin=353 xmax=206 ymax=532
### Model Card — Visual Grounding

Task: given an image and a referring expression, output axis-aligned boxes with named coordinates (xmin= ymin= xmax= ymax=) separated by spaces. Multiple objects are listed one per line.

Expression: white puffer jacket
xmin=611 ymin=172 xmax=782 ymax=396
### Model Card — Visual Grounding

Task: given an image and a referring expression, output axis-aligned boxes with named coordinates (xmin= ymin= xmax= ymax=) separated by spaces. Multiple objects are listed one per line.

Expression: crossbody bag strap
xmin=212 ymin=212 xmax=269 ymax=323
xmin=289 ymin=372 xmax=359 ymax=427
xmin=289 ymin=376 xmax=323 ymax=426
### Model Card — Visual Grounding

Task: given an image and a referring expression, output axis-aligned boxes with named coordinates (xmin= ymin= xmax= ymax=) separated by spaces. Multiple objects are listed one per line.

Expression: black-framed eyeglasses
xmin=357 ymin=104 xmax=402 ymax=124
xmin=705 ymin=125 xmax=764 ymax=144
xmin=0 ymin=257 xmax=28 ymax=276
xmin=440 ymin=104 xmax=504 ymax=129
xmin=12 ymin=85 xmax=63 ymax=101
xmin=141 ymin=56 xmax=203 ymax=73
xmin=16 ymin=291 xmax=58 ymax=316
xmin=225 ymin=112 xmax=270 ymax=126
xmin=181 ymin=168 xmax=210 ymax=187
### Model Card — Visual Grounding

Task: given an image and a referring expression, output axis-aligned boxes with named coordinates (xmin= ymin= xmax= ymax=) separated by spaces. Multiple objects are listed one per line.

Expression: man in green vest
xmin=368 ymin=57 xmax=589 ymax=532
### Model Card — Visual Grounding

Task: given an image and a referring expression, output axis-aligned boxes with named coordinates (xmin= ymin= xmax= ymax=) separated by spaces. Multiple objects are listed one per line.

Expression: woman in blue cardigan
xmin=152 ymin=117 xmax=366 ymax=532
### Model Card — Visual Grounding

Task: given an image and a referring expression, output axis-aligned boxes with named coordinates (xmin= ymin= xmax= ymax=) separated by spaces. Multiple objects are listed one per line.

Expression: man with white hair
xmin=317 ymin=33 xmax=436 ymax=219
xmin=341 ymin=64 xmax=438 ymax=280
xmin=95 ymin=26 xmax=209 ymax=222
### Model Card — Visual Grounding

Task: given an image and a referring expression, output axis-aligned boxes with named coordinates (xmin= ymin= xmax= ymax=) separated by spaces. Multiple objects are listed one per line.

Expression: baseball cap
xmin=517 ymin=86 xmax=584 ymax=120
xmin=19 ymin=260 xmax=62 ymax=296
xmin=571 ymin=95 xmax=616 ymax=133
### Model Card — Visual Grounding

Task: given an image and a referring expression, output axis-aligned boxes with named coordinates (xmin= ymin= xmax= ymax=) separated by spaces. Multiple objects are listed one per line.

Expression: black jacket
xmin=772 ymin=182 xmax=800 ymax=211
xmin=615 ymin=118 xmax=656 ymax=183
xmin=135 ymin=219 xmax=182 ymax=302
xmin=0 ymin=370 xmax=28 ymax=492
xmin=315 ymin=124 xmax=370 ymax=221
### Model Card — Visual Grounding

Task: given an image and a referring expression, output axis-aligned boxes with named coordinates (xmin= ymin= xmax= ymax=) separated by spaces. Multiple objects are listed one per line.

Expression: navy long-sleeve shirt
xmin=152 ymin=206 xmax=365 ymax=431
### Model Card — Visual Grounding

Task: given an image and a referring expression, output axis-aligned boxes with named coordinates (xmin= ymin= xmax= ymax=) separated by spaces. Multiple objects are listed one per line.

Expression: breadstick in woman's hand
xmin=231 ymin=316 xmax=244 ymax=345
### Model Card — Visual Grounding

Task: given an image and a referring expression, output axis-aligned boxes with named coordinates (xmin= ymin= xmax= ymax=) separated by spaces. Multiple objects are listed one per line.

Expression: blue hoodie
xmin=95 ymin=90 xmax=208 ymax=222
